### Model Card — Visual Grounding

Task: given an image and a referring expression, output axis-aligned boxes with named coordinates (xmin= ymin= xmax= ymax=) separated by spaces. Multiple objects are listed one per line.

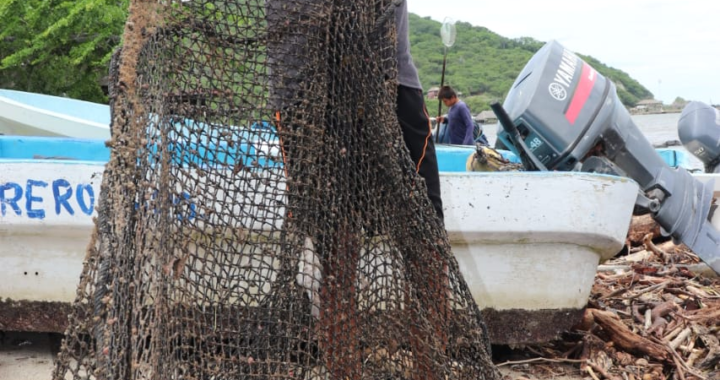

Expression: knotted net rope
xmin=52 ymin=1 xmax=500 ymax=379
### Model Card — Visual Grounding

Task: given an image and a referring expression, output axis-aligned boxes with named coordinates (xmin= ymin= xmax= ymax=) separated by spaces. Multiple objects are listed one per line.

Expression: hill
xmin=409 ymin=14 xmax=653 ymax=113
xmin=0 ymin=1 xmax=652 ymax=110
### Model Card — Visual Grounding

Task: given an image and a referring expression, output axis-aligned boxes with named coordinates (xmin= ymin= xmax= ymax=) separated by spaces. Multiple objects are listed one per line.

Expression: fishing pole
xmin=436 ymin=18 xmax=456 ymax=142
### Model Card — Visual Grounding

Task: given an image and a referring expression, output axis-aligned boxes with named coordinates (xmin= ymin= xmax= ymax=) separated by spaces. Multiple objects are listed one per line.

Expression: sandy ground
xmin=0 ymin=332 xmax=59 ymax=380
xmin=497 ymin=363 xmax=586 ymax=380
xmin=0 ymin=332 xmax=586 ymax=380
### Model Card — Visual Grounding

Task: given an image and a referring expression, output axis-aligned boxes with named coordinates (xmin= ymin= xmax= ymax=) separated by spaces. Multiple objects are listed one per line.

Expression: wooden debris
xmin=627 ymin=215 xmax=661 ymax=246
xmin=590 ymin=309 xmax=667 ymax=361
xmin=494 ymin=237 xmax=720 ymax=380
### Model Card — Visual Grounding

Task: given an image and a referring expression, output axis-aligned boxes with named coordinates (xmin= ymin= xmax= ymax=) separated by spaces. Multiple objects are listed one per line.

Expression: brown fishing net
xmin=52 ymin=1 xmax=499 ymax=379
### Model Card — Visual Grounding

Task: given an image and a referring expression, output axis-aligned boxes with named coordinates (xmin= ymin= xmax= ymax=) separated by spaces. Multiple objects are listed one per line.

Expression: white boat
xmin=0 ymin=90 xmax=110 ymax=139
xmin=0 ymin=135 xmax=639 ymax=344
xmin=690 ymin=172 xmax=720 ymax=197
xmin=0 ymin=89 xmax=649 ymax=343
xmin=442 ymin=171 xmax=636 ymax=343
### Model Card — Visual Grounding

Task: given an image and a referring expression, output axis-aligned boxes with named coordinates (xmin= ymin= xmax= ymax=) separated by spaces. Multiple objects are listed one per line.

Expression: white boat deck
xmin=0 ymin=90 xmax=110 ymax=139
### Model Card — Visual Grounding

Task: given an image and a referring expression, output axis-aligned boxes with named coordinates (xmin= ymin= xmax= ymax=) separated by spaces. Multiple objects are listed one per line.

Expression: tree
xmin=0 ymin=0 xmax=128 ymax=103
xmin=408 ymin=14 xmax=653 ymax=111
xmin=0 ymin=5 xmax=653 ymax=108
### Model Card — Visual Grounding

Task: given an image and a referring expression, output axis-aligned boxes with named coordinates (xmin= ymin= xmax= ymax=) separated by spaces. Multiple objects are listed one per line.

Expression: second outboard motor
xmin=494 ymin=40 xmax=720 ymax=274
xmin=678 ymin=101 xmax=720 ymax=173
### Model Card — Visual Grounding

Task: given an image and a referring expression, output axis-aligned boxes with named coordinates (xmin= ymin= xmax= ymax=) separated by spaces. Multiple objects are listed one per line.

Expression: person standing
xmin=394 ymin=0 xmax=444 ymax=221
xmin=438 ymin=85 xmax=475 ymax=145
xmin=394 ymin=4 xmax=450 ymax=379
xmin=266 ymin=1 xmax=448 ymax=378
xmin=266 ymin=0 xmax=443 ymax=221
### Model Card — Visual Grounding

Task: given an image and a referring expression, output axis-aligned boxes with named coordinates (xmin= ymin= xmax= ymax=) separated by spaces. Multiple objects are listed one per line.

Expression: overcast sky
xmin=408 ymin=0 xmax=720 ymax=105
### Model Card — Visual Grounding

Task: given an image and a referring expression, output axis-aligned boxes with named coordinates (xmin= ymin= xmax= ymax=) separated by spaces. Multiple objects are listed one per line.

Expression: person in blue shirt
xmin=437 ymin=86 xmax=475 ymax=145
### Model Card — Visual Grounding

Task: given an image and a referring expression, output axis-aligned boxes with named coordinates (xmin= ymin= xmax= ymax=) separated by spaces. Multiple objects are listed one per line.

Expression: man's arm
xmin=460 ymin=103 xmax=475 ymax=143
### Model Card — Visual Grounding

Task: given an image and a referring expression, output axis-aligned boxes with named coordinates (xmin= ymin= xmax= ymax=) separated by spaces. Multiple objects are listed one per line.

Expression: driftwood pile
xmin=497 ymin=215 xmax=720 ymax=380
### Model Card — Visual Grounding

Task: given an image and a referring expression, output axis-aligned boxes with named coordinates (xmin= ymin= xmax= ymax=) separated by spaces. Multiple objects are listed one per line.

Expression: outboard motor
xmin=495 ymin=40 xmax=720 ymax=274
xmin=678 ymin=101 xmax=720 ymax=173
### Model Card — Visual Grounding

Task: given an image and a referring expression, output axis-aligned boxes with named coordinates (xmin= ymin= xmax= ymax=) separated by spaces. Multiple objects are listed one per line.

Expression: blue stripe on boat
xmin=0 ymin=135 xmax=689 ymax=172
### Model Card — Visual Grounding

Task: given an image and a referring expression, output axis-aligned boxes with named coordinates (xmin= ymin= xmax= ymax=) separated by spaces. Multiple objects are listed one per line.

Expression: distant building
xmin=671 ymin=99 xmax=689 ymax=109
xmin=634 ymin=99 xmax=664 ymax=114
xmin=475 ymin=110 xmax=497 ymax=123
xmin=427 ymin=86 xmax=463 ymax=99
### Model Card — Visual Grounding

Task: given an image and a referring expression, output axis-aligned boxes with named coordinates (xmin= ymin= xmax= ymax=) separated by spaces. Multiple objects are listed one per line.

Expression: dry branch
xmin=495 ymin=240 xmax=720 ymax=379
xmin=591 ymin=309 xmax=668 ymax=361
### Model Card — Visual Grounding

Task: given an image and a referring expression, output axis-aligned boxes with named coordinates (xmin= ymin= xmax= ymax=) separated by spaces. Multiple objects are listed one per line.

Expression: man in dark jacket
xmin=267 ymin=0 xmax=443 ymax=221
xmin=394 ymin=0 xmax=444 ymax=220
xmin=266 ymin=1 xmax=447 ymax=378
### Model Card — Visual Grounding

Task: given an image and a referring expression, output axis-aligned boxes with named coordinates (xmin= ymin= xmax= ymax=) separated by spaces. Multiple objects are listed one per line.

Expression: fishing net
xmin=52 ymin=1 xmax=499 ymax=379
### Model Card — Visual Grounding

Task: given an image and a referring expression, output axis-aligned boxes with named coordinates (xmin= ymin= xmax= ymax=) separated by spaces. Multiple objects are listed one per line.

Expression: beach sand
xmin=1 ymin=331 xmax=587 ymax=380
xmin=0 ymin=332 xmax=59 ymax=380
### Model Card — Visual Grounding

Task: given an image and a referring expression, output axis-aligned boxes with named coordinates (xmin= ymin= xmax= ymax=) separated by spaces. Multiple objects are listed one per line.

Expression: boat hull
xmin=442 ymin=172 xmax=637 ymax=343
xmin=0 ymin=154 xmax=638 ymax=343
xmin=691 ymin=173 xmax=720 ymax=197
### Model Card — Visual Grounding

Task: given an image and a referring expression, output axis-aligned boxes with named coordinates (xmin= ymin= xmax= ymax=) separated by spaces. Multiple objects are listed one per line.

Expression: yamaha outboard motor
xmin=495 ymin=40 xmax=720 ymax=274
xmin=678 ymin=101 xmax=720 ymax=173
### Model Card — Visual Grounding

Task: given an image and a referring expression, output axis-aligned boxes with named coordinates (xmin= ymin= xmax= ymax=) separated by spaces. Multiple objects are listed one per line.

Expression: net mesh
xmin=52 ymin=1 xmax=500 ymax=379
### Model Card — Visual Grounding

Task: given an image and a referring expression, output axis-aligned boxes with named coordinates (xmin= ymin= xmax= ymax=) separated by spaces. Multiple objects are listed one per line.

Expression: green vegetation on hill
xmin=0 ymin=0 xmax=129 ymax=103
xmin=0 ymin=3 xmax=653 ymax=109
xmin=409 ymin=14 xmax=653 ymax=114
xmin=578 ymin=54 xmax=653 ymax=107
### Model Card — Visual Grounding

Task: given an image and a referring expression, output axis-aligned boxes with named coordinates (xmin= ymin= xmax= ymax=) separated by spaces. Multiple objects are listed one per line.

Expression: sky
xmin=408 ymin=0 xmax=720 ymax=105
